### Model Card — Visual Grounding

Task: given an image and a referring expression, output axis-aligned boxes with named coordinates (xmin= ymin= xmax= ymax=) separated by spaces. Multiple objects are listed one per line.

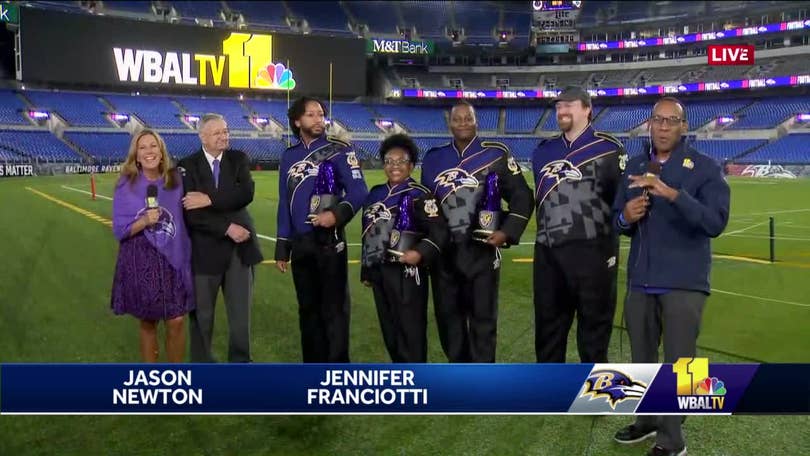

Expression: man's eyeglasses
xmin=384 ymin=158 xmax=411 ymax=167
xmin=650 ymin=115 xmax=686 ymax=127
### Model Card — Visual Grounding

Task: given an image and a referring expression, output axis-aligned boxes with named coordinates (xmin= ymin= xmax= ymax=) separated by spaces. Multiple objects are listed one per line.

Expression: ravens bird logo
xmin=364 ymin=202 xmax=393 ymax=225
xmin=288 ymin=160 xmax=319 ymax=180
xmin=541 ymin=159 xmax=583 ymax=183
xmin=434 ymin=168 xmax=479 ymax=193
xmin=579 ymin=370 xmax=647 ymax=409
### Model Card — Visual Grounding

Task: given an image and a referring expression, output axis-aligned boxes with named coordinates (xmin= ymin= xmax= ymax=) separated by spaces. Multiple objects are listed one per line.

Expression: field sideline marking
xmin=61 ymin=185 xmax=113 ymax=201
xmin=722 ymin=220 xmax=769 ymax=237
xmin=740 ymin=208 xmax=810 ymax=216
xmin=26 ymin=187 xmax=112 ymax=227
xmin=709 ymin=288 xmax=810 ymax=309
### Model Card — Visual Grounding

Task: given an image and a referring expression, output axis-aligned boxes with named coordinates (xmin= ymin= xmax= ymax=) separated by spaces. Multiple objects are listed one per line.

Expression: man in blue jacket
xmin=275 ymin=96 xmax=369 ymax=363
xmin=612 ymin=97 xmax=730 ymax=456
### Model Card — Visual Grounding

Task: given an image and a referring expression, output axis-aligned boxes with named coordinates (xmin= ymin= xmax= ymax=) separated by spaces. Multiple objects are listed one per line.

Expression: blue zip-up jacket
xmin=275 ymin=135 xmax=369 ymax=261
xmin=612 ymin=138 xmax=730 ymax=294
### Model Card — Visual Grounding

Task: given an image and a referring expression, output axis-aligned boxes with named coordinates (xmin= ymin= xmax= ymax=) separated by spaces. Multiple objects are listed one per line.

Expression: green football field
xmin=1 ymin=171 xmax=808 ymax=455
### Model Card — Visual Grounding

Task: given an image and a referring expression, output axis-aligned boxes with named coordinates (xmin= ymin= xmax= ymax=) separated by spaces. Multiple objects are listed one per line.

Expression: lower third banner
xmin=1 ymin=361 xmax=806 ymax=414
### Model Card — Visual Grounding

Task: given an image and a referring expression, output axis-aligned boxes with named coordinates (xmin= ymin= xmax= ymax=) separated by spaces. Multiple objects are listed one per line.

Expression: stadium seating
xmin=287 ymin=1 xmax=352 ymax=34
xmin=172 ymin=1 xmax=223 ymax=20
xmin=593 ymin=105 xmax=650 ymax=132
xmin=505 ymin=108 xmax=543 ymax=133
xmin=736 ymin=134 xmax=810 ymax=164
xmin=174 ymin=96 xmax=255 ymax=131
xmin=455 ymin=2 xmax=497 ymax=39
xmin=342 ymin=1 xmax=399 ymax=35
xmin=728 ymin=97 xmax=810 ymax=130
xmin=25 ymin=91 xmax=111 ymax=128
xmin=620 ymin=137 xmax=648 ymax=158
xmin=373 ymin=106 xmax=448 ymax=133
xmin=64 ymin=132 xmax=132 ymax=162
xmin=475 ymin=107 xmax=500 ymax=131
xmin=331 ymin=103 xmax=381 ymax=133
xmin=161 ymin=133 xmax=205 ymax=160
xmin=0 ymin=131 xmax=82 ymax=162
xmin=105 ymin=94 xmax=186 ymax=129
xmin=493 ymin=137 xmax=537 ymax=161
xmin=102 ymin=1 xmax=152 ymax=14
xmin=228 ymin=137 xmax=289 ymax=161
xmin=692 ymin=139 xmax=767 ymax=162
xmin=0 ymin=147 xmax=27 ymax=163
xmin=686 ymin=100 xmax=751 ymax=128
xmin=400 ymin=1 xmax=449 ymax=40
xmin=0 ymin=90 xmax=29 ymax=125
xmin=227 ymin=1 xmax=289 ymax=28
xmin=242 ymin=99 xmax=291 ymax=127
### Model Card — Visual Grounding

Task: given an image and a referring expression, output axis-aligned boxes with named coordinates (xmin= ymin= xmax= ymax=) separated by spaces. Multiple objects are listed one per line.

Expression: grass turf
xmin=0 ymin=172 xmax=808 ymax=455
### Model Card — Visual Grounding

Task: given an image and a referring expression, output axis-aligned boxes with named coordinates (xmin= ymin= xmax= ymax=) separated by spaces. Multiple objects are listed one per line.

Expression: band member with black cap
xmin=532 ymin=86 xmax=628 ymax=364
xmin=420 ymin=100 xmax=534 ymax=363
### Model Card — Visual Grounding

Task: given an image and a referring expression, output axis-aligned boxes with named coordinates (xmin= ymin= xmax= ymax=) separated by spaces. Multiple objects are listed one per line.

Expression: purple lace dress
xmin=110 ymin=173 xmax=194 ymax=321
xmin=111 ymin=233 xmax=192 ymax=320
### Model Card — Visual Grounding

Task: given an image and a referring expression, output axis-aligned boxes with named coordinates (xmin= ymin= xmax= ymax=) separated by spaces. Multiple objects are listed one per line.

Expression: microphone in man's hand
xmin=642 ymin=161 xmax=662 ymax=198
xmin=146 ymin=184 xmax=158 ymax=208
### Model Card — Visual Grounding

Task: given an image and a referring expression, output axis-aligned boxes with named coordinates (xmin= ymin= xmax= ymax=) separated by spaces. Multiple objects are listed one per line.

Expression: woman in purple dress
xmin=111 ymin=130 xmax=194 ymax=362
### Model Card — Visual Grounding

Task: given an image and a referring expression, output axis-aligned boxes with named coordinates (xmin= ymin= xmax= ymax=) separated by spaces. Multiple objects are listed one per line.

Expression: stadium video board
xmin=18 ymin=8 xmax=367 ymax=97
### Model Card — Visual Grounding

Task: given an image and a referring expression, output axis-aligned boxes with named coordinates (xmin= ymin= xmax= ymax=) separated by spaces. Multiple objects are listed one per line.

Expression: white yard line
xmin=740 ymin=208 xmax=810 ymax=217
xmin=709 ymin=288 xmax=810 ymax=309
xmin=721 ymin=220 xmax=770 ymax=237
xmin=61 ymin=185 xmax=113 ymax=201
xmin=722 ymin=234 xmax=810 ymax=241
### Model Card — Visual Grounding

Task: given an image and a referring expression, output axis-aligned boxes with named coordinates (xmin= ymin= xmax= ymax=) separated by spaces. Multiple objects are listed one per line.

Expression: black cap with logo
xmin=553 ymin=86 xmax=592 ymax=107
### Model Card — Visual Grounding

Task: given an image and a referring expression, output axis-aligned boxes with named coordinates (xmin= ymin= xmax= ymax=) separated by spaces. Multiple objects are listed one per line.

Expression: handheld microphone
xmin=146 ymin=184 xmax=159 ymax=208
xmin=642 ymin=161 xmax=662 ymax=199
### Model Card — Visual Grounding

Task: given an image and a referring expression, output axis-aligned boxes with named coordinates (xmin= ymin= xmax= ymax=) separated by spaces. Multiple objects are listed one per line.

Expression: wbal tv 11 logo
xmin=673 ymin=358 xmax=727 ymax=411
xmin=113 ymin=33 xmax=295 ymax=90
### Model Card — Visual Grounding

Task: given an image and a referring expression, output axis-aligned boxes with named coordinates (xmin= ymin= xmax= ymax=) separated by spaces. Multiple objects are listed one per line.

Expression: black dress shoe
xmin=614 ymin=424 xmax=657 ymax=444
xmin=647 ymin=444 xmax=687 ymax=456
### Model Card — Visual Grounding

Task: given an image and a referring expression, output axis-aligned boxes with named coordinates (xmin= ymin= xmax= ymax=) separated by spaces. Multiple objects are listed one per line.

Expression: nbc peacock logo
xmin=673 ymin=358 xmax=728 ymax=411
xmin=256 ymin=63 xmax=296 ymax=90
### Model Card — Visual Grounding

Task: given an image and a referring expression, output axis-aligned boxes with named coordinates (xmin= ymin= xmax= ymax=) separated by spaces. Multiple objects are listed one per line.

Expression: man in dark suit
xmin=178 ymin=113 xmax=263 ymax=363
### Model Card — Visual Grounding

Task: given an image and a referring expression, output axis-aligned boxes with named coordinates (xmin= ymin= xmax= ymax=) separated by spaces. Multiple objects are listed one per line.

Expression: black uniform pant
xmin=290 ymin=233 xmax=350 ymax=363
xmin=368 ymin=262 xmax=428 ymax=363
xmin=533 ymin=237 xmax=618 ymax=363
xmin=431 ymin=241 xmax=500 ymax=363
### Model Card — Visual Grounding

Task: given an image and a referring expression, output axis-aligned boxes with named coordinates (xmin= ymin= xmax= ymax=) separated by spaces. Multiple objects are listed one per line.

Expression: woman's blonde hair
xmin=120 ymin=129 xmax=177 ymax=189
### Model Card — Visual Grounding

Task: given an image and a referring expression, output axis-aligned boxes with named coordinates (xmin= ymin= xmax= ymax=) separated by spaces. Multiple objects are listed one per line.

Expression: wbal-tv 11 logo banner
xmin=1 ymin=362 xmax=807 ymax=414
xmin=18 ymin=8 xmax=366 ymax=97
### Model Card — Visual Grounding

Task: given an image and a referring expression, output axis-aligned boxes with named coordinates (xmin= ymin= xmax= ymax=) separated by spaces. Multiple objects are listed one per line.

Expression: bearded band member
xmin=532 ymin=86 xmax=627 ymax=364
